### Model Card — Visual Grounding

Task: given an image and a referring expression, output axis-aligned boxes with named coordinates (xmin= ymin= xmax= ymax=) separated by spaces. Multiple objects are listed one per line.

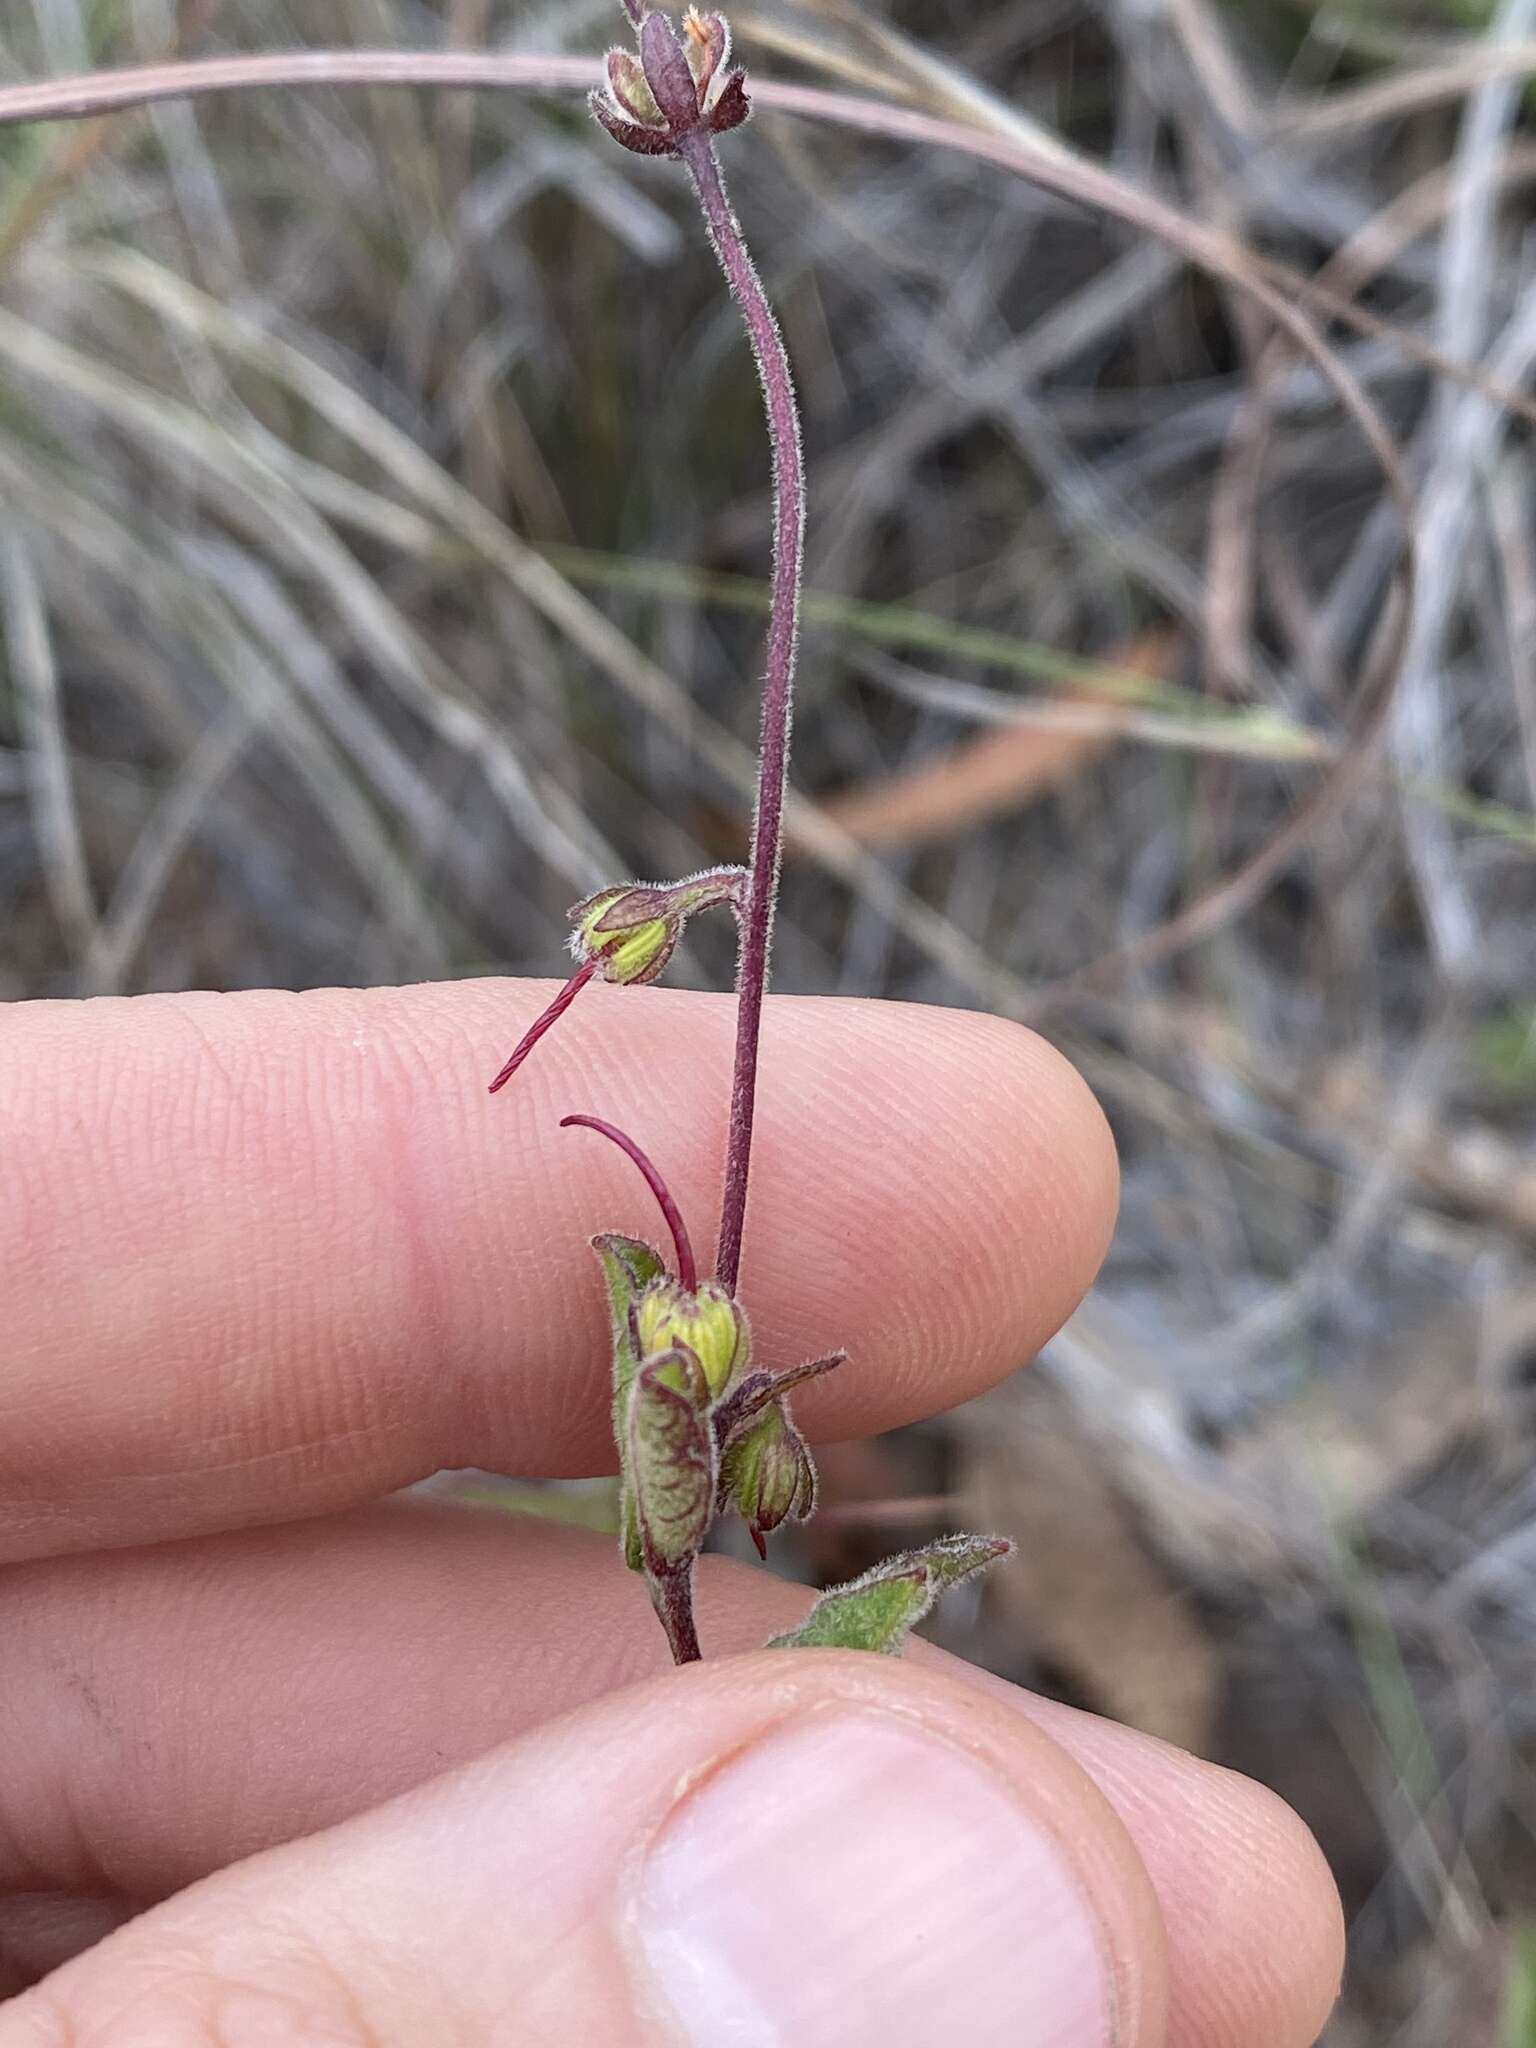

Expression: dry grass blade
xmin=1279 ymin=37 xmax=1536 ymax=138
xmin=0 ymin=530 xmax=100 ymax=967
xmin=0 ymin=45 xmax=1522 ymax=421
xmin=819 ymin=628 xmax=1178 ymax=850
xmin=86 ymin=708 xmax=256 ymax=997
xmin=0 ymin=50 xmax=599 ymax=127
xmin=47 ymin=239 xmax=1037 ymax=1017
xmin=0 ymin=45 xmax=1418 ymax=985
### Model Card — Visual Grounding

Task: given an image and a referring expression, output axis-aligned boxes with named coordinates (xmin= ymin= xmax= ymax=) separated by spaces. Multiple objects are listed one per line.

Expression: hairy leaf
xmin=768 ymin=1535 xmax=1012 ymax=1655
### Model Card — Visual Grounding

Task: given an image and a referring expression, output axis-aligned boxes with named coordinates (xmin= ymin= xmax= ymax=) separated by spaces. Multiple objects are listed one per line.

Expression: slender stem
xmin=678 ymin=132 xmax=804 ymax=1295
xmin=651 ymin=1561 xmax=702 ymax=1664
xmin=560 ymin=1113 xmax=698 ymax=1291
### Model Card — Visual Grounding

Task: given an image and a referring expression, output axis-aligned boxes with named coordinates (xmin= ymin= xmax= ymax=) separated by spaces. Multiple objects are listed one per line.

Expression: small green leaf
xmin=628 ymin=1347 xmax=716 ymax=1574
xmin=776 ymin=1568 xmax=929 ymax=1652
xmin=925 ymin=1532 xmax=1015 ymax=1591
xmin=768 ymin=1535 xmax=1013 ymax=1655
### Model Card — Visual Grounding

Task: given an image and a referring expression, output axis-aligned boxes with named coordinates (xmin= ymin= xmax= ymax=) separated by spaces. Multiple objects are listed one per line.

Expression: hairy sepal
xmin=629 ymin=1346 xmax=717 ymax=1574
xmin=592 ymin=1232 xmax=668 ymax=1571
xmin=719 ymin=1395 xmax=816 ymax=1557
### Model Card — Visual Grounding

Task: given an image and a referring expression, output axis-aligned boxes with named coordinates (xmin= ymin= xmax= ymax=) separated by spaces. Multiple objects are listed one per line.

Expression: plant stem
xmin=651 ymin=1560 xmax=702 ymax=1664
xmin=677 ymin=130 xmax=804 ymax=1296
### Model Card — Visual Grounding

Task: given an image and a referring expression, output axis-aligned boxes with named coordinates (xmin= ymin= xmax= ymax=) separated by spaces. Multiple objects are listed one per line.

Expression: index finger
xmin=0 ymin=980 xmax=1116 ymax=1561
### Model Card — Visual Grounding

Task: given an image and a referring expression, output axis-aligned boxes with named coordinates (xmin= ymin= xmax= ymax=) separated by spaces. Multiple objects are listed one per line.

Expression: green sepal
xmin=719 ymin=1396 xmax=815 ymax=1555
xmin=768 ymin=1535 xmax=1013 ymax=1655
xmin=593 ymin=1234 xmax=669 ymax=1575
xmin=628 ymin=1346 xmax=717 ymax=1575
xmin=620 ymin=1482 xmax=643 ymax=1573
xmin=591 ymin=1232 xmax=667 ymax=1383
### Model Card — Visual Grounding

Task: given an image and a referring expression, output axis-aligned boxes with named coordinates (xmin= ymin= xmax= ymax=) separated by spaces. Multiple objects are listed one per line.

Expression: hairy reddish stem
xmin=560 ymin=1113 xmax=698 ymax=1292
xmin=487 ymin=957 xmax=598 ymax=1093
xmin=651 ymin=1562 xmax=702 ymax=1665
xmin=677 ymin=131 xmax=804 ymax=1296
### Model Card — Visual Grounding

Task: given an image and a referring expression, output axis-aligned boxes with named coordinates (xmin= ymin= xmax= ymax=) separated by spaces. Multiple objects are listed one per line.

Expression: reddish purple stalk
xmin=651 ymin=1564 xmax=702 ymax=1663
xmin=560 ymin=1112 xmax=698 ymax=1292
xmin=487 ymin=957 xmax=599 ymax=1094
xmin=676 ymin=131 xmax=804 ymax=1296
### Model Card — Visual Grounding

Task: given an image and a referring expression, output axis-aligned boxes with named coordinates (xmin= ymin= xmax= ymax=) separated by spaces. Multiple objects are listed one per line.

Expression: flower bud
xmin=570 ymin=865 xmax=745 ymax=988
xmin=590 ymin=7 xmax=751 ymax=157
xmin=720 ymin=1395 xmax=816 ymax=1556
xmin=635 ymin=1277 xmax=747 ymax=1397
xmin=575 ymin=893 xmax=674 ymax=985
xmin=489 ymin=866 xmax=745 ymax=1094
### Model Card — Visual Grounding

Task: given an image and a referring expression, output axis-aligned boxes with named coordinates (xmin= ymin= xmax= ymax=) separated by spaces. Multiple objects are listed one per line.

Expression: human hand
xmin=0 ymin=981 xmax=1341 ymax=2045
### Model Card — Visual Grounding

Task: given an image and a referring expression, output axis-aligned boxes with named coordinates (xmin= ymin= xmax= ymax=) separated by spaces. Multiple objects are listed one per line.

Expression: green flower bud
xmin=490 ymin=869 xmax=749 ymax=1092
xmin=568 ymin=866 xmax=746 ymax=991
xmin=634 ymin=1278 xmax=746 ymax=1398
xmin=720 ymin=1396 xmax=815 ymax=1557
xmin=576 ymin=896 xmax=673 ymax=985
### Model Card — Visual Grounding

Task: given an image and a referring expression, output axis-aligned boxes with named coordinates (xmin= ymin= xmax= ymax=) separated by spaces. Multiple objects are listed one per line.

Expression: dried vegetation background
xmin=4 ymin=0 xmax=1536 ymax=2038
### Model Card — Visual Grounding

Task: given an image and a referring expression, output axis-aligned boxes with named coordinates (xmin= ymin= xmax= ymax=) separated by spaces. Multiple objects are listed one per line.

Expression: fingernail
xmin=631 ymin=1711 xmax=1114 ymax=2047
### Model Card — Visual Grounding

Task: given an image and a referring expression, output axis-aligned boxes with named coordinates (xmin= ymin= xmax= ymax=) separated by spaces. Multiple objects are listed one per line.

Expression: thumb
xmin=4 ymin=1649 xmax=1168 ymax=2048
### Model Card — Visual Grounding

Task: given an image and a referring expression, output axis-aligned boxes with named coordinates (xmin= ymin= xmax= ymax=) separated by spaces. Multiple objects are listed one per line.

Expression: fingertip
xmin=754 ymin=1001 xmax=1118 ymax=1434
xmin=1015 ymin=1696 xmax=1345 ymax=2048
xmin=936 ymin=1007 xmax=1121 ymax=1325
xmin=1176 ymin=1762 xmax=1345 ymax=2048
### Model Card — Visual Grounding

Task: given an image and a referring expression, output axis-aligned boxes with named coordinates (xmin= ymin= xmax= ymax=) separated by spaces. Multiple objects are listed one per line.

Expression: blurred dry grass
xmin=5 ymin=0 xmax=1536 ymax=2037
